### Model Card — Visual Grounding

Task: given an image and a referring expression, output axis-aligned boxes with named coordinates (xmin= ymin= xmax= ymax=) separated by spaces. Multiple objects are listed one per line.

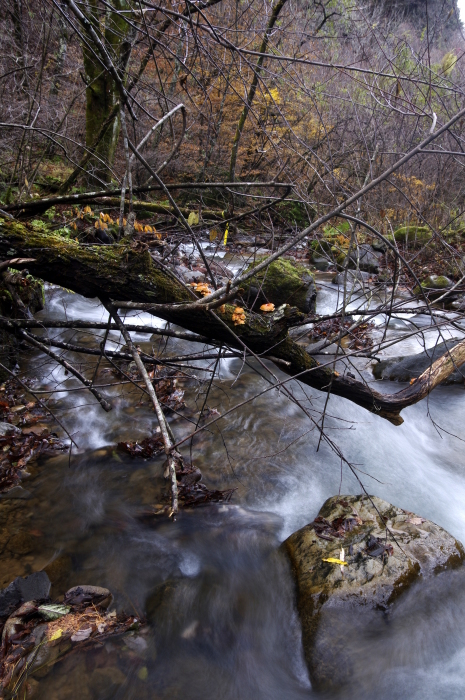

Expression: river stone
xmin=346 ymin=244 xmax=380 ymax=273
xmin=282 ymin=495 xmax=464 ymax=692
xmin=332 ymin=270 xmax=373 ymax=286
xmin=0 ymin=571 xmax=51 ymax=618
xmin=0 ymin=422 xmax=21 ymax=437
xmin=372 ymin=338 xmax=465 ymax=384
xmin=243 ymin=259 xmax=317 ymax=313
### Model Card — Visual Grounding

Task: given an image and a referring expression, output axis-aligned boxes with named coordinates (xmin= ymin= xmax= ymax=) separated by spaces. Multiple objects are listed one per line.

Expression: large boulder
xmin=282 ymin=495 xmax=464 ymax=692
xmin=372 ymin=338 xmax=465 ymax=384
xmin=242 ymin=258 xmax=316 ymax=314
xmin=390 ymin=225 xmax=432 ymax=245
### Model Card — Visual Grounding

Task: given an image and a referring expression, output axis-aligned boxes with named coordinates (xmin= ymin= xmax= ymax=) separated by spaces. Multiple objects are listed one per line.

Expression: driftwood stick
xmin=102 ymin=300 xmax=179 ymax=515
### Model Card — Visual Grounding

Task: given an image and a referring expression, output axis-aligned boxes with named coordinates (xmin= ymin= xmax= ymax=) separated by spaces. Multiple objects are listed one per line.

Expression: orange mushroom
xmin=231 ymin=307 xmax=246 ymax=325
xmin=260 ymin=303 xmax=275 ymax=312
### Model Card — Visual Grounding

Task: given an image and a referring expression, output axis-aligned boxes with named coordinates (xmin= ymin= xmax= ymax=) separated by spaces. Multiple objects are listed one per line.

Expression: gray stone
xmin=283 ymin=495 xmax=464 ymax=692
xmin=372 ymin=338 xmax=465 ymax=384
xmin=332 ymin=270 xmax=373 ymax=286
xmin=312 ymin=256 xmax=331 ymax=271
xmin=16 ymin=571 xmax=51 ymax=602
xmin=0 ymin=422 xmax=21 ymax=437
xmin=347 ymin=244 xmax=380 ymax=273
xmin=0 ymin=486 xmax=31 ymax=500
xmin=0 ymin=572 xmax=51 ymax=618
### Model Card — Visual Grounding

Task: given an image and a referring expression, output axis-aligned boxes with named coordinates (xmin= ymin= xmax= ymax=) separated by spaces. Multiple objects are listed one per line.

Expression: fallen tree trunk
xmin=0 ymin=219 xmax=461 ymax=425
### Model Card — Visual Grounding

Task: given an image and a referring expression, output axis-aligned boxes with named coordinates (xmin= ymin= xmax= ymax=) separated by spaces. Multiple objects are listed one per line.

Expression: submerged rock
xmin=282 ymin=495 xmax=464 ymax=692
xmin=372 ymin=338 xmax=465 ymax=384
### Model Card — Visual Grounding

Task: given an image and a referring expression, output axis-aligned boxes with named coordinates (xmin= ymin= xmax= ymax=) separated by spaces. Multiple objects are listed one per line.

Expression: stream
xmin=3 ymin=275 xmax=465 ymax=700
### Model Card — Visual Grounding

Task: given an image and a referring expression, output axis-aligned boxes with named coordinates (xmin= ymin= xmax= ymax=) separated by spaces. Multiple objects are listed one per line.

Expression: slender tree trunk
xmin=82 ymin=1 xmax=134 ymax=184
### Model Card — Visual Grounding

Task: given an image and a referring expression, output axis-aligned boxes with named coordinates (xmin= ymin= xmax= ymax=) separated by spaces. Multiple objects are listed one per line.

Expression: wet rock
xmin=311 ymin=256 xmax=331 ymax=271
xmin=332 ymin=270 xmax=373 ymax=286
xmin=371 ymin=240 xmax=387 ymax=252
xmin=0 ymin=571 xmax=51 ymax=618
xmin=64 ymin=584 xmax=112 ymax=608
xmin=372 ymin=338 xmax=465 ymax=384
xmin=0 ymin=421 xmax=21 ymax=437
xmin=242 ymin=259 xmax=317 ymax=313
xmin=345 ymin=244 xmax=380 ymax=273
xmin=282 ymin=495 xmax=464 ymax=692
xmin=16 ymin=571 xmax=51 ymax=602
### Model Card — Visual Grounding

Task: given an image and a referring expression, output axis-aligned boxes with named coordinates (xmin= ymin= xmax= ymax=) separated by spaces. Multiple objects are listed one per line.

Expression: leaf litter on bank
xmin=0 ymin=585 xmax=141 ymax=697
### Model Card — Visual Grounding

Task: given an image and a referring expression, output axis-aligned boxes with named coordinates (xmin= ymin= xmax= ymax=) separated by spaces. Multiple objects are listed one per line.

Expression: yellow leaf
xmin=210 ymin=228 xmax=218 ymax=242
xmin=323 ymin=558 xmax=348 ymax=566
xmin=94 ymin=220 xmax=100 ymax=229
xmin=49 ymin=629 xmax=63 ymax=641
xmin=144 ymin=225 xmax=152 ymax=233
xmin=188 ymin=211 xmax=199 ymax=226
xmin=223 ymin=224 xmax=229 ymax=246
xmin=100 ymin=212 xmax=105 ymax=220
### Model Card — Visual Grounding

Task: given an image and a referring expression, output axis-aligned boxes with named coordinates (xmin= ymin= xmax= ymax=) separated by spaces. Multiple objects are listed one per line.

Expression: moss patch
xmin=242 ymin=258 xmax=316 ymax=313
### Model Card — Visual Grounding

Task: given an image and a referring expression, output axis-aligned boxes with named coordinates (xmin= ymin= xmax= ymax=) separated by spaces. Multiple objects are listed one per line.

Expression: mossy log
xmin=1 ymin=219 xmax=463 ymax=425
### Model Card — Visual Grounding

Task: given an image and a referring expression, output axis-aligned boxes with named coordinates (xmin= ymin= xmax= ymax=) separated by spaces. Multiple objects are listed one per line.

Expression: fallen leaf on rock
xmin=71 ymin=627 xmax=92 ymax=642
xmin=322 ymin=557 xmax=348 ymax=566
xmin=38 ymin=604 xmax=71 ymax=621
xmin=49 ymin=629 xmax=62 ymax=641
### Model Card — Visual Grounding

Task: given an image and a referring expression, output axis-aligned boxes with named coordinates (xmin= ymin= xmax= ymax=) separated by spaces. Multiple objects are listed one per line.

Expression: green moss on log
xmin=242 ymin=258 xmax=316 ymax=313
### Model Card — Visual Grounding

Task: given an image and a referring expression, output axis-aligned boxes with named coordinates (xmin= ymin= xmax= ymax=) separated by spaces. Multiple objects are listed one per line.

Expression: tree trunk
xmin=82 ymin=1 xmax=134 ymax=184
xmin=1 ymin=219 xmax=462 ymax=426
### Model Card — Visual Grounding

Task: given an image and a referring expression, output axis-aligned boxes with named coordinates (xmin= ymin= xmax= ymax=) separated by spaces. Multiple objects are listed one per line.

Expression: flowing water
xmin=3 ymin=279 xmax=465 ymax=699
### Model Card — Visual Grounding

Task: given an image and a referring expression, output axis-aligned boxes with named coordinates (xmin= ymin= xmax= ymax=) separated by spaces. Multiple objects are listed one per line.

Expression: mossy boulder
xmin=242 ymin=258 xmax=316 ymax=313
xmin=391 ymin=225 xmax=432 ymax=245
xmin=412 ymin=274 xmax=453 ymax=295
xmin=282 ymin=495 xmax=464 ymax=692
